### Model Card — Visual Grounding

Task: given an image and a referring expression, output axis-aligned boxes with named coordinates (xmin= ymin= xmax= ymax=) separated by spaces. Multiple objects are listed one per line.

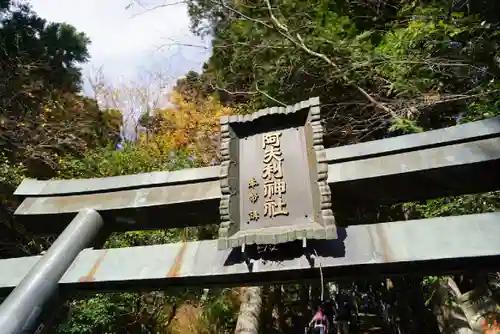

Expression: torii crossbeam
xmin=1 ymin=98 xmax=500 ymax=334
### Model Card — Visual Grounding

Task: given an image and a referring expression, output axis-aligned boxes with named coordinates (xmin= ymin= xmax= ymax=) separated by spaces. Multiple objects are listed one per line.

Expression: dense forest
xmin=1 ymin=0 xmax=500 ymax=333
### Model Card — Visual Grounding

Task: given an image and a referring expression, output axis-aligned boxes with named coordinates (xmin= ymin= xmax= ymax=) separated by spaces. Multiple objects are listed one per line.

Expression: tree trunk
xmin=431 ymin=277 xmax=474 ymax=334
xmin=310 ymin=283 xmax=322 ymax=307
xmin=459 ymin=277 xmax=500 ymax=334
xmin=272 ymin=285 xmax=287 ymax=333
xmin=235 ymin=286 xmax=262 ymax=334
xmin=299 ymin=284 xmax=310 ymax=328
xmin=487 ymin=272 xmax=500 ymax=305
xmin=408 ymin=276 xmax=440 ymax=333
xmin=430 ymin=275 xmax=500 ymax=333
xmin=261 ymin=285 xmax=274 ymax=333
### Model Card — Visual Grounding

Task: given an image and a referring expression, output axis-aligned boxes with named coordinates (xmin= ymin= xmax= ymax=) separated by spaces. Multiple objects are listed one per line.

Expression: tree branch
xmin=127 ymin=0 xmax=186 ymax=19
xmin=264 ymin=0 xmax=393 ymax=115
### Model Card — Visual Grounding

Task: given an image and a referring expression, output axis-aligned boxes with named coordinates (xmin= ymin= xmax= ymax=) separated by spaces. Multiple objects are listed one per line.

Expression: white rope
xmin=313 ymin=249 xmax=324 ymax=302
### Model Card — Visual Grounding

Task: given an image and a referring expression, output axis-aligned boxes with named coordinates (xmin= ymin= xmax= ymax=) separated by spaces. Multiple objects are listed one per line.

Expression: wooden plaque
xmin=217 ymin=97 xmax=336 ymax=250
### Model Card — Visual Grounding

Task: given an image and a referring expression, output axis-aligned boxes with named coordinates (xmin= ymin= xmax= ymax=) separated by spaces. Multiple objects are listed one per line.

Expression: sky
xmin=29 ymin=0 xmax=211 ymax=97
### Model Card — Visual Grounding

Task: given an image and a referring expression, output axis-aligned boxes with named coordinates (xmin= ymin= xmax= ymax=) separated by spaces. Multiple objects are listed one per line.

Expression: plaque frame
xmin=217 ymin=97 xmax=336 ymax=250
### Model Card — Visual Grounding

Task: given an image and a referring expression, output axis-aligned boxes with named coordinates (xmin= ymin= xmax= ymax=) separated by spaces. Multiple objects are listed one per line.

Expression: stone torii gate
xmin=0 ymin=97 xmax=499 ymax=333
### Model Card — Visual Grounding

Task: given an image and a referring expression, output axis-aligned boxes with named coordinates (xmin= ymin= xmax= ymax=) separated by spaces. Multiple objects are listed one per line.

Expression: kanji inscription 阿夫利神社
xmin=262 ymin=132 xmax=289 ymax=218
xmin=217 ymin=97 xmax=337 ymax=249
xmin=246 ymin=132 xmax=290 ymax=222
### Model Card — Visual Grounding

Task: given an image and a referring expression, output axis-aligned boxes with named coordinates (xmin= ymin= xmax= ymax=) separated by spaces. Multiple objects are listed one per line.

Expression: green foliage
xmin=0 ymin=154 xmax=27 ymax=247
xmin=0 ymin=152 xmax=26 ymax=220
xmin=57 ymin=143 xmax=198 ymax=179
xmin=58 ymin=293 xmax=138 ymax=334
xmin=105 ymin=230 xmax=184 ymax=249
xmin=389 ymin=116 xmax=424 ymax=134
xmin=179 ymin=0 xmax=500 ymax=330
xmin=184 ymin=0 xmax=500 ymax=144
xmin=200 ymin=289 xmax=240 ymax=333
xmin=52 ymin=144 xmax=214 ymax=333
xmin=375 ymin=10 xmax=465 ymax=95
xmin=0 ymin=153 xmax=27 ymax=190
xmin=0 ymin=0 xmax=499 ymax=331
xmin=56 ymin=144 xmax=199 ymax=265
xmin=0 ymin=1 xmax=120 ymax=182
xmin=0 ymin=1 xmax=89 ymax=94
xmin=0 ymin=1 xmax=235 ymax=333
xmin=409 ymin=192 xmax=500 ymax=219
xmin=460 ymin=90 xmax=500 ymax=124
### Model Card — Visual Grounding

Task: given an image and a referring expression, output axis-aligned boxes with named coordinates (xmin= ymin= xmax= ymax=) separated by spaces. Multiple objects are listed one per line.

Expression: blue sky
xmin=30 ymin=0 xmax=211 ymax=96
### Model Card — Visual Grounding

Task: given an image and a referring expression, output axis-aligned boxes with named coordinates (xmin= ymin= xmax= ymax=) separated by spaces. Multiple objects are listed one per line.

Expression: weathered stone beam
xmin=328 ymin=137 xmax=500 ymax=206
xmin=325 ymin=117 xmax=500 ymax=163
xmin=14 ymin=181 xmax=221 ymax=233
xmin=1 ymin=212 xmax=499 ymax=293
xmin=15 ymin=118 xmax=500 ymax=198
xmin=15 ymin=137 xmax=500 ymax=232
xmin=14 ymin=166 xmax=220 ymax=197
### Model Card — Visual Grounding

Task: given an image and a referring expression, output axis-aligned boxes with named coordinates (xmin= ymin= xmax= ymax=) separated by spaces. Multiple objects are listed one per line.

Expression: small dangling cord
xmin=304 ymin=247 xmax=326 ymax=334
xmin=303 ymin=238 xmax=324 ymax=302
xmin=313 ymin=248 xmax=324 ymax=302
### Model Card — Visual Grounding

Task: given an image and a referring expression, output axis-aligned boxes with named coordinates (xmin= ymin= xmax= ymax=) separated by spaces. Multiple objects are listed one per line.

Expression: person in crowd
xmin=336 ymin=292 xmax=352 ymax=334
xmin=308 ymin=303 xmax=330 ymax=334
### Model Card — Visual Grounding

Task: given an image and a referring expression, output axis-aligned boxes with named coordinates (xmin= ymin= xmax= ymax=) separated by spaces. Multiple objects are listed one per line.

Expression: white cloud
xmin=29 ymin=0 xmax=211 ymax=95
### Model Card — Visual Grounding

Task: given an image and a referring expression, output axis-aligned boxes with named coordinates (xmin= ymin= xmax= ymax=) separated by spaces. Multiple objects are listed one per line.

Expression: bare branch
xmin=264 ymin=0 xmax=288 ymax=32
xmin=215 ymin=0 xmax=273 ymax=29
xmin=127 ymin=0 xmax=186 ymax=19
xmin=255 ymin=82 xmax=286 ymax=106
xmin=208 ymin=82 xmax=258 ymax=96
xmin=155 ymin=36 xmax=210 ymax=52
xmin=264 ymin=0 xmax=393 ymax=115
